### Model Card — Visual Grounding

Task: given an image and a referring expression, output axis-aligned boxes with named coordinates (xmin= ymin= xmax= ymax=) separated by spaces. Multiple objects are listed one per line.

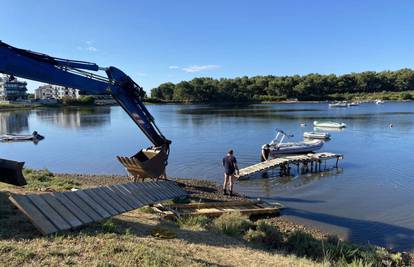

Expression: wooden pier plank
xmin=52 ymin=192 xmax=94 ymax=224
xmin=9 ymin=194 xmax=58 ymax=235
xmin=10 ymin=181 xmax=187 ymax=235
xmin=74 ymin=190 xmax=111 ymax=219
xmin=83 ymin=189 xmax=119 ymax=215
xmin=100 ymin=186 xmax=133 ymax=211
xmin=94 ymin=187 xmax=127 ymax=213
xmin=41 ymin=194 xmax=83 ymax=228
xmin=27 ymin=194 xmax=71 ymax=231
xmin=63 ymin=191 xmax=103 ymax=221
xmin=122 ymin=183 xmax=148 ymax=205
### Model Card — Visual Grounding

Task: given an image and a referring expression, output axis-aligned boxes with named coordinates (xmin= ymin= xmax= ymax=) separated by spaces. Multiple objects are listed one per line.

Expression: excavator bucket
xmin=117 ymin=146 xmax=168 ymax=180
xmin=0 ymin=158 xmax=27 ymax=186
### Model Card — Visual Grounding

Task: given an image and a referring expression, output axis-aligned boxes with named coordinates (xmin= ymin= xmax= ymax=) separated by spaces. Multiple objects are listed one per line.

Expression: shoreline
xmin=0 ymin=98 xmax=412 ymax=112
xmin=1 ymin=170 xmax=412 ymax=266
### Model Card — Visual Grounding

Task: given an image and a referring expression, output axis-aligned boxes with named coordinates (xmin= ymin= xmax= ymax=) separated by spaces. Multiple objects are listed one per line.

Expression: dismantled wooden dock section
xmin=152 ymin=200 xmax=283 ymax=219
xmin=237 ymin=152 xmax=343 ymax=179
xmin=9 ymin=181 xmax=187 ymax=235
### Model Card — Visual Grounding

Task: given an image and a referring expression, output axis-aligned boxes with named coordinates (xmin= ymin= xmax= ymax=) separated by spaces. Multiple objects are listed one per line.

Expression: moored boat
xmin=313 ymin=121 xmax=346 ymax=128
xmin=0 ymin=131 xmax=44 ymax=142
xmin=329 ymin=102 xmax=348 ymax=108
xmin=347 ymin=102 xmax=359 ymax=106
xmin=303 ymin=131 xmax=331 ymax=139
xmin=266 ymin=130 xmax=324 ymax=156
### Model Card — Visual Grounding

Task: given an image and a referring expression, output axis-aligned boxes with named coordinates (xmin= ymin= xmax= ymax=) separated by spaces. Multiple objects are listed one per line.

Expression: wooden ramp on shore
xmin=152 ymin=200 xmax=283 ymax=219
xmin=237 ymin=152 xmax=343 ymax=179
xmin=9 ymin=181 xmax=187 ymax=235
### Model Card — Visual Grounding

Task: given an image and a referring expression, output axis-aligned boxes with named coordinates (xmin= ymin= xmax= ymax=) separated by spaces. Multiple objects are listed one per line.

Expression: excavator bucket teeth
xmin=0 ymin=158 xmax=27 ymax=186
xmin=117 ymin=147 xmax=168 ymax=179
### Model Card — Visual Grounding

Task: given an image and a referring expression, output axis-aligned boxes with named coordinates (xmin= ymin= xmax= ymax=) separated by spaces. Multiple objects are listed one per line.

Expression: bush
xmin=400 ymin=92 xmax=413 ymax=100
xmin=244 ymin=220 xmax=283 ymax=249
xmin=286 ymin=230 xmax=324 ymax=260
xmin=177 ymin=215 xmax=211 ymax=229
xmin=213 ymin=211 xmax=252 ymax=236
xmin=101 ymin=219 xmax=117 ymax=233
xmin=62 ymin=96 xmax=95 ymax=106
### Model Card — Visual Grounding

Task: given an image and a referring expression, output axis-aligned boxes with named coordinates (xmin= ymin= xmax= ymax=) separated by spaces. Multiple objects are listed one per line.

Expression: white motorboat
xmin=303 ymin=131 xmax=331 ymax=139
xmin=0 ymin=131 xmax=44 ymax=142
xmin=375 ymin=99 xmax=385 ymax=104
xmin=313 ymin=121 xmax=346 ymax=128
xmin=347 ymin=102 xmax=359 ymax=106
xmin=329 ymin=102 xmax=348 ymax=108
xmin=266 ymin=130 xmax=324 ymax=156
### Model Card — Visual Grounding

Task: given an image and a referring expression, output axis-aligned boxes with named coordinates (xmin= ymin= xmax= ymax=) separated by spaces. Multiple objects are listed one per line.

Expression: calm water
xmin=1 ymin=103 xmax=414 ymax=251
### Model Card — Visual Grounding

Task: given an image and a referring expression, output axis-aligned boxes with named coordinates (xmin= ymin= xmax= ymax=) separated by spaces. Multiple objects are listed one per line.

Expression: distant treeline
xmin=150 ymin=68 xmax=414 ymax=102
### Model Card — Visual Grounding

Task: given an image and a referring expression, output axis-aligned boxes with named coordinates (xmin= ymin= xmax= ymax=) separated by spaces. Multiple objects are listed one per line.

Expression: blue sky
xmin=2 ymin=0 xmax=414 ymax=93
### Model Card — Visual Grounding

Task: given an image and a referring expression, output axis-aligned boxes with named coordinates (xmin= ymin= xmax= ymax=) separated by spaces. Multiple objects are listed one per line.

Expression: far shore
xmin=1 ymin=96 xmax=412 ymax=111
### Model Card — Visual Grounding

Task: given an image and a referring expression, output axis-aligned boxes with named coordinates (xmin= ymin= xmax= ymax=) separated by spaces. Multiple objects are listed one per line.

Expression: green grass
xmin=213 ymin=211 xmax=252 ymax=236
xmin=177 ymin=215 xmax=211 ymax=230
xmin=23 ymin=168 xmax=81 ymax=191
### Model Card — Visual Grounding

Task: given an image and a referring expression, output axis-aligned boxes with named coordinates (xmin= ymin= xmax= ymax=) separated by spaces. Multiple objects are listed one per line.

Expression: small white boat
xmin=313 ymin=121 xmax=346 ymax=128
xmin=329 ymin=102 xmax=348 ymax=108
xmin=266 ymin=130 xmax=324 ymax=156
xmin=375 ymin=99 xmax=385 ymax=104
xmin=0 ymin=131 xmax=44 ymax=142
xmin=347 ymin=102 xmax=359 ymax=106
xmin=303 ymin=131 xmax=331 ymax=139
xmin=313 ymin=126 xmax=344 ymax=132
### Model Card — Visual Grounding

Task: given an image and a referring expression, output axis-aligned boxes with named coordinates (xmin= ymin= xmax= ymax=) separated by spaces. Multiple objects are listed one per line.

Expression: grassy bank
xmin=0 ymin=170 xmax=412 ymax=266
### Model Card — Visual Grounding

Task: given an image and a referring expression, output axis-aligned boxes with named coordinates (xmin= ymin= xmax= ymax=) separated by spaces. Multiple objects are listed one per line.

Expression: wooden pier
xmin=236 ymin=152 xmax=343 ymax=179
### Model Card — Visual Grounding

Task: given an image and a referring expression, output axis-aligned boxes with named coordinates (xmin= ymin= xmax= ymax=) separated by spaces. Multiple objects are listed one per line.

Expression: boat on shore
xmin=313 ymin=121 xmax=346 ymax=128
xmin=0 ymin=131 xmax=44 ymax=143
xmin=266 ymin=130 xmax=324 ymax=156
xmin=303 ymin=131 xmax=331 ymax=140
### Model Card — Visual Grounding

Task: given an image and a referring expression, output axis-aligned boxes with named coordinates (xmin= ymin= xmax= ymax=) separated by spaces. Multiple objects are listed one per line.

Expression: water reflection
xmin=35 ymin=107 xmax=110 ymax=129
xmin=0 ymin=111 xmax=30 ymax=134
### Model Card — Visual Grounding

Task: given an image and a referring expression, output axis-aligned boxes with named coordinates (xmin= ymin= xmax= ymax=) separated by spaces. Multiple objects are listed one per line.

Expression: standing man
xmin=222 ymin=149 xmax=239 ymax=196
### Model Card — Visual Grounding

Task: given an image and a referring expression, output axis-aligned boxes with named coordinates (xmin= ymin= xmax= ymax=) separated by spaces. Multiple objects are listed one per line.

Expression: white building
xmin=34 ymin=85 xmax=79 ymax=100
xmin=0 ymin=76 xmax=28 ymax=101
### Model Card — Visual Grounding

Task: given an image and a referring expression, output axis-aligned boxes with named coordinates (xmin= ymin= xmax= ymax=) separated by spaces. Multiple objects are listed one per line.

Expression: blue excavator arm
xmin=0 ymin=41 xmax=170 ymax=178
xmin=0 ymin=41 xmax=170 ymax=148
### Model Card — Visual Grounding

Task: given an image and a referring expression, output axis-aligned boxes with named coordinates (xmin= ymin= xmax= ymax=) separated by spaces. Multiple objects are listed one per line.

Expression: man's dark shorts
xmin=223 ymin=155 xmax=237 ymax=175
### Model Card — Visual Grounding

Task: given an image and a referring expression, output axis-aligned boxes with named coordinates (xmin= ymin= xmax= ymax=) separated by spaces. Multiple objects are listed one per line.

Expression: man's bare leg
xmin=229 ymin=174 xmax=235 ymax=195
xmin=223 ymin=174 xmax=229 ymax=193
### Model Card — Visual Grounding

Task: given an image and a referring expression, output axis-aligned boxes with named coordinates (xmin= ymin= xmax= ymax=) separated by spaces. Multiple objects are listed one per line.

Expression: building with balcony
xmin=34 ymin=85 xmax=79 ymax=100
xmin=0 ymin=76 xmax=28 ymax=101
